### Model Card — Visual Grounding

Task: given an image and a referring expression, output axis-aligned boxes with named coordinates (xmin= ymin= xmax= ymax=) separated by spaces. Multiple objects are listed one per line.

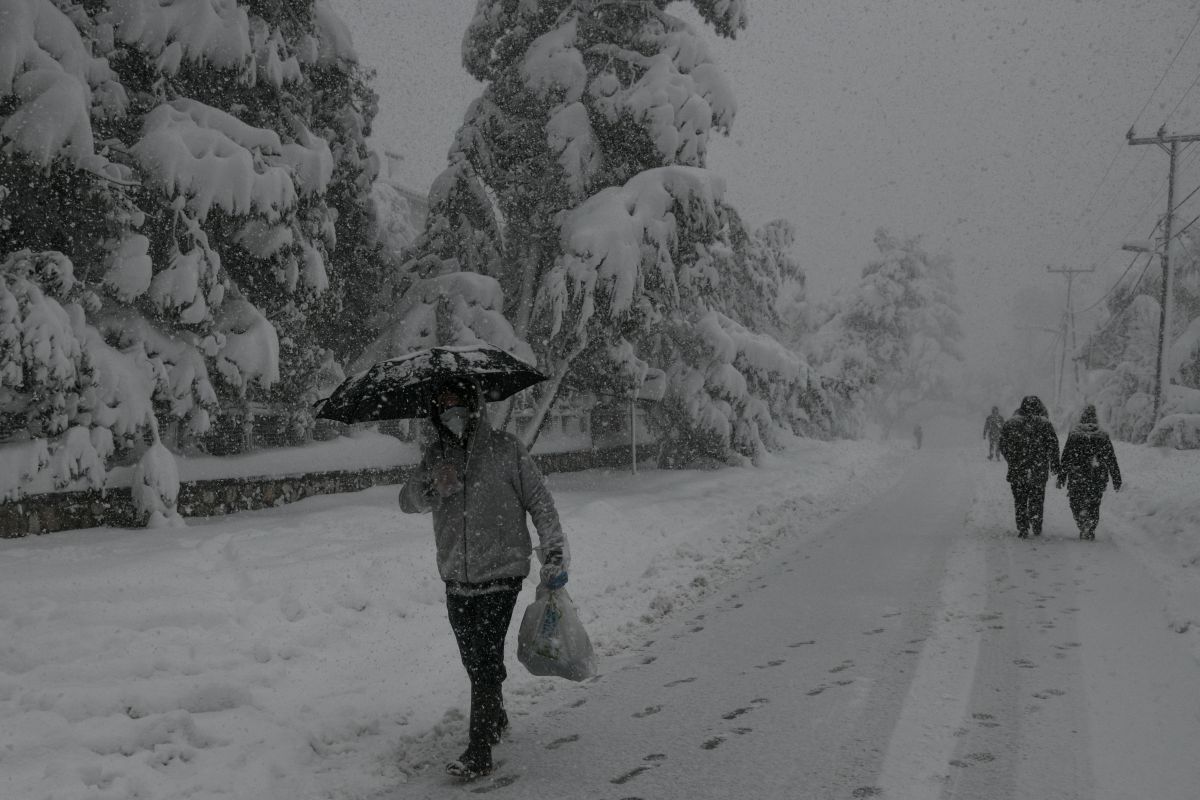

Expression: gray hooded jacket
xmin=399 ymin=411 xmax=567 ymax=589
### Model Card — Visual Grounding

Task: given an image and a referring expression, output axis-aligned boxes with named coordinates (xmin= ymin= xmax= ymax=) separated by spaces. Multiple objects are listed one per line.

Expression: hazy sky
xmin=333 ymin=0 xmax=1200 ymax=363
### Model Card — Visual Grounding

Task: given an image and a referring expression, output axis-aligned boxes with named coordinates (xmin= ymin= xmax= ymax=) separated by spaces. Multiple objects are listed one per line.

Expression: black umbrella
xmin=315 ymin=344 xmax=547 ymax=424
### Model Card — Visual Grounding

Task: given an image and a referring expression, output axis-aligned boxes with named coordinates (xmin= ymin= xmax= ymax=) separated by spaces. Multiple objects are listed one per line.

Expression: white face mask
xmin=439 ymin=406 xmax=471 ymax=437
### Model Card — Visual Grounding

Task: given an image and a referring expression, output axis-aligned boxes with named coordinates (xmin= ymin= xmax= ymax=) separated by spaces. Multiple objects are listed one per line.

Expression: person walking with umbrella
xmin=399 ymin=375 xmax=569 ymax=779
xmin=998 ymin=395 xmax=1060 ymax=538
xmin=1057 ymin=404 xmax=1122 ymax=540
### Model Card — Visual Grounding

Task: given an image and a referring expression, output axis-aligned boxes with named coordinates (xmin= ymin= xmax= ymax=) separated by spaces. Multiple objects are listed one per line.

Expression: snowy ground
xmin=2 ymin=420 xmax=1197 ymax=800
xmin=0 ymin=433 xmax=900 ymax=799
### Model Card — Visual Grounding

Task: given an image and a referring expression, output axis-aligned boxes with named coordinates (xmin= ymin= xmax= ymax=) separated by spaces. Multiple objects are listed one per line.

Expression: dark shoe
xmin=446 ymin=746 xmax=493 ymax=779
xmin=1017 ymin=531 xmax=1028 ymax=539
xmin=1032 ymin=528 xmax=1041 ymax=536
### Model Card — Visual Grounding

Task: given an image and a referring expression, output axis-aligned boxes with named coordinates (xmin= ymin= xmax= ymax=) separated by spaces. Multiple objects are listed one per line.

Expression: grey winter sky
xmin=334 ymin=0 xmax=1200 ymax=376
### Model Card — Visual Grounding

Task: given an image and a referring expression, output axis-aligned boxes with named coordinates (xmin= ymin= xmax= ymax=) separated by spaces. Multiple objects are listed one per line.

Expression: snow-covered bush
xmin=1147 ymin=385 xmax=1200 ymax=448
xmin=0 ymin=0 xmax=383 ymax=515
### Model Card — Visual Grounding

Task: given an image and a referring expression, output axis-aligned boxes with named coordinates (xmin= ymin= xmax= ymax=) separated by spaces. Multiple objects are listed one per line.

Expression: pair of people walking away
xmin=399 ymin=377 xmax=570 ymax=779
xmin=983 ymin=406 xmax=1004 ymax=460
xmin=999 ymin=396 xmax=1123 ymax=539
xmin=1059 ymin=404 xmax=1122 ymax=540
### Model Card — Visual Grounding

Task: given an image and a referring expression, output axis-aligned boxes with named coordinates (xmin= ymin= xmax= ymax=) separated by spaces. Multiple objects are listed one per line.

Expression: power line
xmin=1075 ymin=216 xmax=1164 ymax=315
xmin=1130 ymin=7 xmax=1200 ymax=131
xmin=1065 ymin=9 xmax=1200 ymax=261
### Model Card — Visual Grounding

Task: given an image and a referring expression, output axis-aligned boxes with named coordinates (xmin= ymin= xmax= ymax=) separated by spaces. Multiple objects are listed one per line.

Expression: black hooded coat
xmin=998 ymin=396 xmax=1060 ymax=485
xmin=1060 ymin=407 xmax=1122 ymax=495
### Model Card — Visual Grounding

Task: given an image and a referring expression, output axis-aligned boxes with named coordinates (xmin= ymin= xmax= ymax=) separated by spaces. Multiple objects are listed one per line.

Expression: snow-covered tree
xmin=1084 ymin=234 xmax=1200 ymax=444
xmin=372 ymin=0 xmax=786 ymax=453
xmin=0 ymin=0 xmax=381 ymax=516
xmin=813 ymin=229 xmax=964 ymax=436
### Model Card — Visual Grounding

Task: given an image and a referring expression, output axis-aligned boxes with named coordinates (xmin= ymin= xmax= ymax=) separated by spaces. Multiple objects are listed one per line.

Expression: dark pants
xmin=1068 ymin=486 xmax=1104 ymax=536
xmin=446 ymin=587 xmax=521 ymax=751
xmin=1009 ymin=479 xmax=1046 ymax=535
xmin=988 ymin=436 xmax=1000 ymax=459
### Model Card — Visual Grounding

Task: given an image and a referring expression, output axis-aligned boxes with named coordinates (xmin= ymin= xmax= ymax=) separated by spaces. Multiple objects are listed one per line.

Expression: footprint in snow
xmin=1013 ymin=658 xmax=1037 ymax=669
xmin=807 ymin=686 xmax=829 ymax=696
xmin=722 ymin=707 xmax=752 ymax=720
xmin=643 ymin=753 xmax=667 ymax=762
xmin=852 ymin=789 xmax=883 ymax=798
xmin=863 ymin=628 xmax=886 ymax=635
xmin=610 ymin=766 xmax=652 ymax=784
xmin=701 ymin=737 xmax=725 ymax=750
xmin=546 ymin=734 xmax=579 ymax=750
xmin=787 ymin=640 xmax=816 ymax=648
xmin=640 ymin=655 xmax=657 ymax=665
xmin=754 ymin=659 xmax=785 ymax=669
xmin=568 ymin=698 xmax=587 ymax=708
xmin=829 ymin=661 xmax=853 ymax=673
xmin=664 ymin=677 xmax=697 ymax=687
xmin=632 ymin=705 xmax=662 ymax=718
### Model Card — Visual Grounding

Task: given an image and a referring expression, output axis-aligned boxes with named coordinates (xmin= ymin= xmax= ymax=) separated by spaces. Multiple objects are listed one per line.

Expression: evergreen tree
xmin=0 ymin=0 xmax=380 ymax=517
xmin=814 ymin=228 xmax=963 ymax=437
xmin=373 ymin=0 xmax=753 ymax=449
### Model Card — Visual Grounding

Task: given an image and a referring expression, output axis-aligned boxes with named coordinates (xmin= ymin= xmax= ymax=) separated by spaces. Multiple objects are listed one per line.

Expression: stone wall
xmin=0 ymin=445 xmax=657 ymax=538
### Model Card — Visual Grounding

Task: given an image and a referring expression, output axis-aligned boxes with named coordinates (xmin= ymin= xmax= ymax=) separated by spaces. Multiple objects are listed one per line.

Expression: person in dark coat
xmin=913 ymin=423 xmax=923 ymax=449
xmin=399 ymin=377 xmax=569 ymax=779
xmin=998 ymin=395 xmax=1060 ymax=538
xmin=1057 ymin=405 xmax=1122 ymax=540
xmin=983 ymin=406 xmax=1005 ymax=460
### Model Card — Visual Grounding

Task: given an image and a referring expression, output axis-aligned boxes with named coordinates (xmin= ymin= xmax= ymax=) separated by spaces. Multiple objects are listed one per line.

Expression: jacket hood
xmin=1018 ymin=396 xmax=1047 ymax=417
xmin=1080 ymin=404 xmax=1098 ymax=425
xmin=991 ymin=406 xmax=1000 ymax=415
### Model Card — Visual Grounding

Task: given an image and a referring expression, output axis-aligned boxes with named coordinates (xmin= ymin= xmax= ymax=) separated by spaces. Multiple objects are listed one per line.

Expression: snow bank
xmin=1107 ymin=443 xmax=1200 ymax=652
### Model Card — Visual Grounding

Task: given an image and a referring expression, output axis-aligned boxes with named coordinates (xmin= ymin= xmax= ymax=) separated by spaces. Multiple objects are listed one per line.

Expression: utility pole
xmin=1126 ymin=126 xmax=1200 ymax=421
xmin=1046 ymin=264 xmax=1095 ymax=406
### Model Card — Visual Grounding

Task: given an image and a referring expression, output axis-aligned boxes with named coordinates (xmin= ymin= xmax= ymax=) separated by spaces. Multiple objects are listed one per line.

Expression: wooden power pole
xmin=1126 ymin=127 xmax=1200 ymax=421
xmin=1046 ymin=264 xmax=1096 ymax=406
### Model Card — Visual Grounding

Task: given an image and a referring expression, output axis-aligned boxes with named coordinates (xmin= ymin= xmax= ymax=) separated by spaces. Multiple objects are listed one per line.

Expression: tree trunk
xmin=520 ymin=339 xmax=589 ymax=451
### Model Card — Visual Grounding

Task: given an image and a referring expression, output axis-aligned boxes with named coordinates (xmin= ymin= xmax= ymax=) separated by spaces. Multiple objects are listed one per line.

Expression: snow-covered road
xmin=3 ymin=425 xmax=1198 ymax=800
xmin=398 ymin=445 xmax=1200 ymax=800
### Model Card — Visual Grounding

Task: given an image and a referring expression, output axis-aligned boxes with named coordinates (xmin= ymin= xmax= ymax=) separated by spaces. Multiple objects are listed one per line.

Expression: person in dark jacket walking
xmin=399 ymin=377 xmax=569 ymax=779
xmin=998 ymin=395 xmax=1060 ymax=538
xmin=983 ymin=406 xmax=1005 ymax=460
xmin=1057 ymin=405 xmax=1122 ymax=540
xmin=913 ymin=423 xmax=923 ymax=449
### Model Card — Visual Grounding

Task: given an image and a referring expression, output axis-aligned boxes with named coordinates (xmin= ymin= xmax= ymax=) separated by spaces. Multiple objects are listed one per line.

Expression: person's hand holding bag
xmin=540 ymin=561 xmax=568 ymax=590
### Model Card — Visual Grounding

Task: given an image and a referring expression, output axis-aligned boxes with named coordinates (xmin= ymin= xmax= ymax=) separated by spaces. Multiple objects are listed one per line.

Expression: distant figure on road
xmin=1058 ymin=404 xmax=1122 ymax=540
xmin=998 ymin=395 xmax=1060 ymax=538
xmin=983 ymin=406 xmax=1005 ymax=460
xmin=399 ymin=376 xmax=570 ymax=779
xmin=913 ymin=423 xmax=923 ymax=449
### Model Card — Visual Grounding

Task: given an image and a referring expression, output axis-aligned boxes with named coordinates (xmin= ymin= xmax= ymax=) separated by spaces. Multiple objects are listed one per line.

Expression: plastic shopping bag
xmin=517 ymin=587 xmax=597 ymax=681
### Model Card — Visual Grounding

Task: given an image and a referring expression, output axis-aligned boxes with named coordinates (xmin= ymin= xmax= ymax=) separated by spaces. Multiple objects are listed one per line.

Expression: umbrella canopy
xmin=315 ymin=344 xmax=546 ymax=424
